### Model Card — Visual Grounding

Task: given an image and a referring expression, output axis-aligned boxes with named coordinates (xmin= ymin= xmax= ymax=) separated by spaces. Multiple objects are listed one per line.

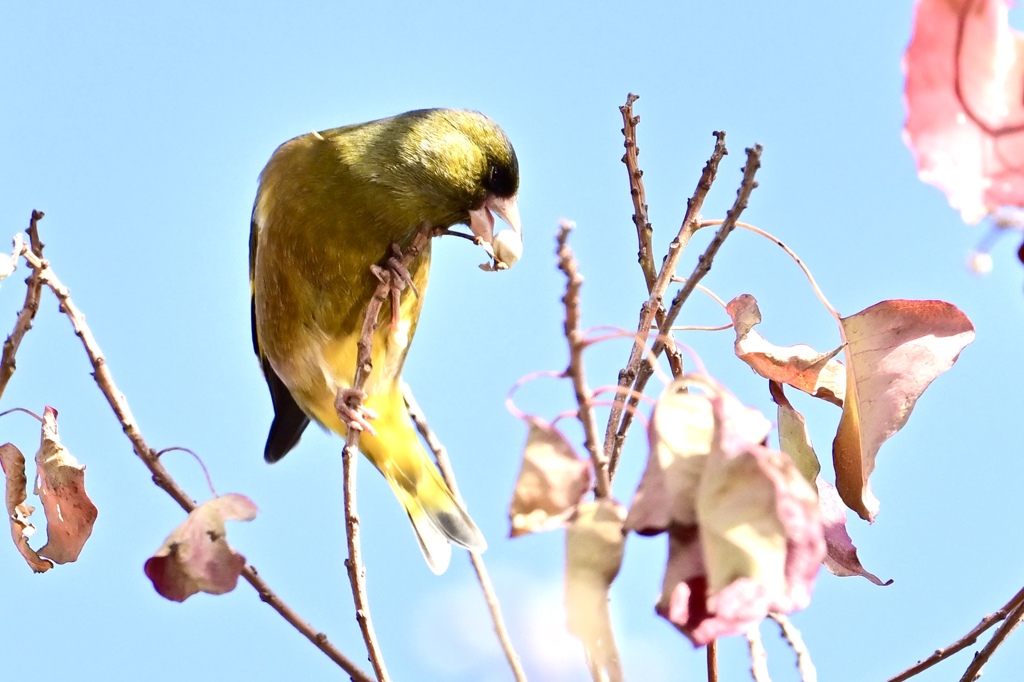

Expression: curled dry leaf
xmin=771 ymin=382 xmax=888 ymax=585
xmin=816 ymin=478 xmax=891 ymax=586
xmin=904 ymin=0 xmax=1024 ymax=222
xmin=144 ymin=493 xmax=257 ymax=603
xmin=770 ymin=381 xmax=821 ymax=484
xmin=625 ymin=376 xmax=771 ymax=537
xmin=565 ymin=498 xmax=626 ymax=669
xmin=509 ymin=418 xmax=592 ymax=537
xmin=632 ymin=376 xmax=825 ymax=646
xmin=727 ymin=294 xmax=845 ymax=406
xmin=34 ymin=406 xmax=98 ymax=564
xmin=0 ymin=443 xmax=52 ymax=573
xmin=833 ymin=300 xmax=975 ymax=521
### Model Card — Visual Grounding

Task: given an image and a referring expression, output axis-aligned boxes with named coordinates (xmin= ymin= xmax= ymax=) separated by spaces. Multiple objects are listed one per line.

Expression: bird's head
xmin=398 ymin=109 xmax=522 ymax=269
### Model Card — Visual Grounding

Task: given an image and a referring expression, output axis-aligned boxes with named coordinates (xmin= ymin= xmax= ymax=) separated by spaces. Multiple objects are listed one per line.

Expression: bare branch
xmin=0 ymin=210 xmax=45 ymax=401
xmin=769 ymin=613 xmax=817 ymax=682
xmin=403 ymin=383 xmax=528 ymax=682
xmin=887 ymin=587 xmax=1024 ymax=679
xmin=959 ymin=598 xmax=1024 ymax=681
xmin=17 ymin=222 xmax=374 ymax=682
xmin=340 ymin=227 xmax=436 ymax=682
xmin=556 ymin=221 xmax=610 ymax=499
xmin=603 ymin=130 xmax=728 ymax=480
xmin=611 ymin=143 xmax=762 ymax=475
xmin=619 ymin=93 xmax=657 ymax=292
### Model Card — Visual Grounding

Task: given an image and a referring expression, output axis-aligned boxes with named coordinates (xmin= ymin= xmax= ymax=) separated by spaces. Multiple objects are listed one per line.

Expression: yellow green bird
xmin=249 ymin=109 xmax=521 ymax=573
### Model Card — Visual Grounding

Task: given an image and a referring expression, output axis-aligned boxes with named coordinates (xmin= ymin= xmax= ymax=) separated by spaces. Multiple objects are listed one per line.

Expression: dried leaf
xmin=144 ymin=494 xmax=257 ymax=603
xmin=833 ymin=300 xmax=975 ymax=521
xmin=650 ymin=382 xmax=825 ymax=646
xmin=509 ymin=418 xmax=592 ymax=537
xmin=816 ymin=477 xmax=890 ymax=586
xmin=566 ymin=498 xmax=626 ymax=668
xmin=1 ymin=443 xmax=52 ymax=573
xmin=34 ymin=406 xmax=97 ymax=564
xmin=727 ymin=294 xmax=845 ymax=406
xmin=770 ymin=381 xmax=821 ymax=484
xmin=904 ymin=0 xmax=1024 ymax=222
xmin=698 ymin=396 xmax=824 ymax=616
xmin=625 ymin=377 xmax=771 ymax=536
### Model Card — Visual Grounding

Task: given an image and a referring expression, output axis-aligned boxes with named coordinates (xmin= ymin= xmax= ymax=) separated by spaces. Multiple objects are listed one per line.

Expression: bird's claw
xmin=335 ymin=388 xmax=378 ymax=436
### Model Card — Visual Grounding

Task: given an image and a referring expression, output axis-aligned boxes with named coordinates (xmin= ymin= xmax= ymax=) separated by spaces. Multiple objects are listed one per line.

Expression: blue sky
xmin=3 ymin=2 xmax=1022 ymax=681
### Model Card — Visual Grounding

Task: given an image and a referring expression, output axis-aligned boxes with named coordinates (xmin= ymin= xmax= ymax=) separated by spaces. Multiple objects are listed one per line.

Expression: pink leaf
xmin=625 ymin=377 xmax=770 ymax=537
xmin=833 ymin=300 xmax=974 ymax=521
xmin=144 ymin=494 xmax=257 ymax=603
xmin=642 ymin=378 xmax=825 ymax=646
xmin=34 ymin=406 xmax=98 ymax=564
xmin=904 ymin=0 xmax=1024 ymax=221
xmin=509 ymin=418 xmax=593 ymax=537
xmin=817 ymin=478 xmax=891 ymax=586
xmin=727 ymin=295 xmax=846 ymax=407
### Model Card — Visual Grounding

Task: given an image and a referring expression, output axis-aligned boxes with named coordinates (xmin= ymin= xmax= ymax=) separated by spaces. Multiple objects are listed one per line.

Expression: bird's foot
xmin=370 ymin=244 xmax=420 ymax=330
xmin=335 ymin=388 xmax=379 ymax=436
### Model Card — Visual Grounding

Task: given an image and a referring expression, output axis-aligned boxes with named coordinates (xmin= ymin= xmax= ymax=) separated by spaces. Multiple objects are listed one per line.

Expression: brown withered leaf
xmin=726 ymin=294 xmax=845 ymax=406
xmin=144 ymin=494 xmax=257 ymax=602
xmin=34 ymin=406 xmax=98 ymax=564
xmin=0 ymin=443 xmax=52 ymax=573
xmin=833 ymin=300 xmax=974 ymax=521
xmin=566 ymin=499 xmax=626 ymax=670
xmin=509 ymin=418 xmax=592 ymax=537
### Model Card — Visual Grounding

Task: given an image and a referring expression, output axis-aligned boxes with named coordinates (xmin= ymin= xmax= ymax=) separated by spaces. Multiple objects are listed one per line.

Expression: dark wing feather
xmin=250 ymin=213 xmax=310 ymax=463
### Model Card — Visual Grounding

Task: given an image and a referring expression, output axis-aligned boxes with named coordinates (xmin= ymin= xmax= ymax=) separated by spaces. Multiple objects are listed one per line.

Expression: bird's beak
xmin=469 ymin=194 xmax=522 ymax=270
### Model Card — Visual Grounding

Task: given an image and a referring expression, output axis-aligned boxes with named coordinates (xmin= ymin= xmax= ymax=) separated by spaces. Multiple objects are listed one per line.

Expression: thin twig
xmin=341 ymin=228 xmax=435 ymax=682
xmin=708 ymin=640 xmax=719 ymax=682
xmin=0 ymin=211 xmax=45 ymax=401
xmin=403 ymin=383 xmax=528 ymax=682
xmin=960 ymin=598 xmax=1024 ymax=681
xmin=618 ymin=95 xmax=685 ymax=379
xmin=17 ymin=231 xmax=374 ymax=682
xmin=603 ymin=131 xmax=728 ymax=480
xmin=887 ymin=584 xmax=1024 ymax=681
xmin=708 ymin=220 xmax=840 ymax=321
xmin=769 ymin=613 xmax=817 ymax=682
xmin=611 ymin=144 xmax=762 ymax=472
xmin=620 ymin=93 xmax=657 ymax=292
xmin=746 ymin=626 xmax=772 ymax=682
xmin=556 ymin=221 xmax=610 ymax=499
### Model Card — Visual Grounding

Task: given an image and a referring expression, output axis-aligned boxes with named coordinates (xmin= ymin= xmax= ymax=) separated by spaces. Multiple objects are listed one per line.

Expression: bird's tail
xmin=358 ymin=389 xmax=487 ymax=574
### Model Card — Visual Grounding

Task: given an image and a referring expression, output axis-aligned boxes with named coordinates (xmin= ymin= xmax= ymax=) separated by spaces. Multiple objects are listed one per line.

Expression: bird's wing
xmin=250 ymin=210 xmax=311 ymax=462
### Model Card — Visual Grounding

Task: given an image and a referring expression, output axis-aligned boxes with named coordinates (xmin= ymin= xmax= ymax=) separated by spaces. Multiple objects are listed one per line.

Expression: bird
xmin=249 ymin=108 xmax=521 ymax=574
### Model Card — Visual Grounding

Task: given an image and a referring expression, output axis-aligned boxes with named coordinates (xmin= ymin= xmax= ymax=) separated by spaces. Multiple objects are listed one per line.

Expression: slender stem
xmin=746 ymin=627 xmax=771 ymax=682
xmin=340 ymin=228 xmax=435 ymax=682
xmin=707 ymin=640 xmax=719 ymax=682
xmin=18 ymin=235 xmax=373 ymax=682
xmin=619 ymin=93 xmax=658 ymax=292
xmin=403 ymin=383 xmax=528 ymax=682
xmin=704 ymin=220 xmax=840 ymax=321
xmin=887 ymin=584 xmax=1024 ymax=681
xmin=0 ymin=211 xmax=44 ymax=402
xmin=611 ymin=144 xmax=762 ymax=478
xmin=769 ymin=613 xmax=817 ymax=682
xmin=556 ymin=221 xmax=610 ymax=499
xmin=602 ymin=130 xmax=728 ymax=481
xmin=959 ymin=599 xmax=1024 ymax=681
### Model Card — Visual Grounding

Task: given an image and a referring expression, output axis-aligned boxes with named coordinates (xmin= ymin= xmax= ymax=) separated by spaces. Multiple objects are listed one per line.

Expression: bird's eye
xmin=485 ymin=160 xmax=517 ymax=197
